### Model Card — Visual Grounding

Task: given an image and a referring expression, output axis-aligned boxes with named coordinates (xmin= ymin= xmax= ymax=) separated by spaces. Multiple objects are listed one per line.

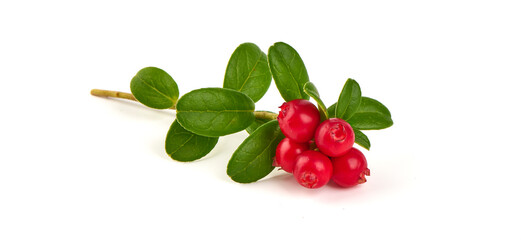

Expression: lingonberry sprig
xmin=91 ymin=42 xmax=393 ymax=189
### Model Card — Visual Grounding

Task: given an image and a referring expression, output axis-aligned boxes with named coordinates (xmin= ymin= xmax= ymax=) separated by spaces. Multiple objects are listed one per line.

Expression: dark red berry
xmin=277 ymin=99 xmax=321 ymax=143
xmin=331 ymin=148 xmax=370 ymax=187
xmin=314 ymin=118 xmax=355 ymax=157
xmin=293 ymin=150 xmax=333 ymax=189
xmin=275 ymin=138 xmax=309 ymax=173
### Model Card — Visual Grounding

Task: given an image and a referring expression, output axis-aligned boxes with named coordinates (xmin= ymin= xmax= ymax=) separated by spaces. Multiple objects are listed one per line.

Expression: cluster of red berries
xmin=275 ymin=99 xmax=370 ymax=189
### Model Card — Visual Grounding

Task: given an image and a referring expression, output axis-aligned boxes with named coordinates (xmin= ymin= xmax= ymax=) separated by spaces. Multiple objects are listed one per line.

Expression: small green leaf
xmin=227 ymin=120 xmax=285 ymax=183
xmin=268 ymin=42 xmax=310 ymax=101
xmin=303 ymin=82 xmax=328 ymax=120
xmin=176 ymin=88 xmax=255 ymax=137
xmin=327 ymin=103 xmax=337 ymax=118
xmin=223 ymin=43 xmax=272 ymax=102
xmin=130 ymin=67 xmax=179 ymax=109
xmin=353 ymin=128 xmax=371 ymax=150
xmin=336 ymin=78 xmax=361 ymax=120
xmin=165 ymin=119 xmax=219 ymax=162
xmin=348 ymin=97 xmax=393 ymax=130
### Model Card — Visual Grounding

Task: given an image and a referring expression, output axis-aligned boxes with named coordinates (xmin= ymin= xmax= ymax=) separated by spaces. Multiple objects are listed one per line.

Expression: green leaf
xmin=336 ymin=78 xmax=362 ymax=120
xmin=327 ymin=103 xmax=337 ymax=118
xmin=303 ymin=82 xmax=328 ymax=120
xmin=176 ymin=88 xmax=255 ymax=137
xmin=130 ymin=67 xmax=179 ymax=109
xmin=165 ymin=119 xmax=219 ymax=162
xmin=348 ymin=97 xmax=393 ymax=130
xmin=353 ymin=128 xmax=371 ymax=150
xmin=227 ymin=120 xmax=285 ymax=183
xmin=268 ymin=42 xmax=310 ymax=101
xmin=223 ymin=43 xmax=272 ymax=102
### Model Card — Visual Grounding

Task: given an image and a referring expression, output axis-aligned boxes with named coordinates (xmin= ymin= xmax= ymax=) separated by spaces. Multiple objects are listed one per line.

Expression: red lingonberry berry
xmin=331 ymin=148 xmax=370 ymax=187
xmin=277 ymin=99 xmax=321 ymax=143
xmin=314 ymin=118 xmax=355 ymax=157
xmin=293 ymin=150 xmax=333 ymax=189
xmin=275 ymin=138 xmax=309 ymax=173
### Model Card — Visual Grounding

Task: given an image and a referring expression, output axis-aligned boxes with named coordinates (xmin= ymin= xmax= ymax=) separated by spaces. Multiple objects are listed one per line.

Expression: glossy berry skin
xmin=277 ymin=99 xmax=321 ymax=143
xmin=331 ymin=148 xmax=370 ymax=187
xmin=314 ymin=118 xmax=355 ymax=157
xmin=274 ymin=138 xmax=309 ymax=173
xmin=293 ymin=150 xmax=333 ymax=189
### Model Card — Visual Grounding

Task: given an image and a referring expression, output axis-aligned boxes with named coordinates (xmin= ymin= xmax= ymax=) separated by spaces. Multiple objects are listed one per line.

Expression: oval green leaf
xmin=268 ymin=42 xmax=310 ymax=101
xmin=353 ymin=128 xmax=371 ymax=150
xmin=227 ymin=120 xmax=285 ymax=183
xmin=165 ymin=119 xmax=219 ymax=162
xmin=223 ymin=43 xmax=272 ymax=102
xmin=336 ymin=78 xmax=362 ymax=121
xmin=348 ymin=97 xmax=393 ymax=130
xmin=303 ymin=82 xmax=328 ymax=120
xmin=130 ymin=67 xmax=179 ymax=109
xmin=176 ymin=88 xmax=255 ymax=137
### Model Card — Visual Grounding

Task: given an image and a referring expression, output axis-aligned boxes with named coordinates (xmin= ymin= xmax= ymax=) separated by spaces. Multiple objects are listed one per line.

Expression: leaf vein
xmin=276 ymin=48 xmax=303 ymax=99
xmin=136 ymin=75 xmax=176 ymax=103
xmin=238 ymin=54 xmax=263 ymax=92
xmin=168 ymin=135 xmax=194 ymax=157
xmin=229 ymin=131 xmax=281 ymax=178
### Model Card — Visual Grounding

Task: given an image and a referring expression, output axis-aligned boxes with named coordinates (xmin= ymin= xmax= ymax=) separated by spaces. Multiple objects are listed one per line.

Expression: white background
xmin=1 ymin=0 xmax=520 ymax=239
